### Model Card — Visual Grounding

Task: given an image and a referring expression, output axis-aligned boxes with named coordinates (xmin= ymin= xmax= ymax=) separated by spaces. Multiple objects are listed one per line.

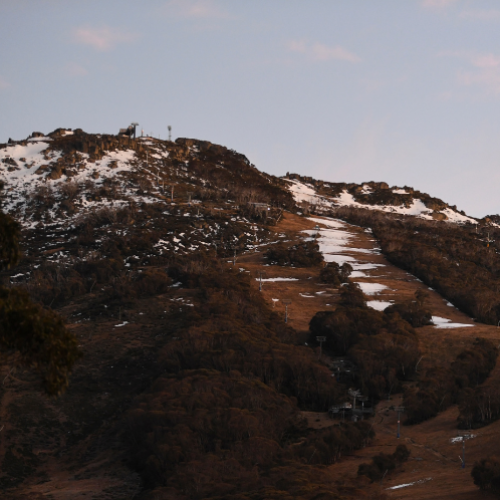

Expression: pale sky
xmin=2 ymin=0 xmax=500 ymax=217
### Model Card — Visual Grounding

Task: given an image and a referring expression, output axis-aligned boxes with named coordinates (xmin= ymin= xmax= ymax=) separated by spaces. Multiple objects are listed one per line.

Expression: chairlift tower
xmin=458 ymin=433 xmax=472 ymax=469
xmin=348 ymin=388 xmax=361 ymax=412
xmin=257 ymin=271 xmax=266 ymax=292
xmin=316 ymin=336 xmax=327 ymax=358
xmin=394 ymin=406 xmax=405 ymax=439
xmin=282 ymin=299 xmax=292 ymax=323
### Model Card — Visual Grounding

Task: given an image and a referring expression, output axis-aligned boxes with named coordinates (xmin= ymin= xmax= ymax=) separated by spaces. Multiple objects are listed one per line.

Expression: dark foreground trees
xmin=126 ymin=255 xmax=382 ymax=500
xmin=0 ymin=205 xmax=80 ymax=394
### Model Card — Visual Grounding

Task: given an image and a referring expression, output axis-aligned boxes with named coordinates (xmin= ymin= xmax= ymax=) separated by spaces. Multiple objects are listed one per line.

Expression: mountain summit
xmin=0 ymin=129 xmax=499 ymax=500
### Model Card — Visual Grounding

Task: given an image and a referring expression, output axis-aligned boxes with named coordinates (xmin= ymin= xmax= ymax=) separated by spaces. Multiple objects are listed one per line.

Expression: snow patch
xmin=355 ymin=282 xmax=389 ymax=295
xmin=432 ymin=316 xmax=474 ymax=329
xmin=367 ymin=300 xmax=393 ymax=311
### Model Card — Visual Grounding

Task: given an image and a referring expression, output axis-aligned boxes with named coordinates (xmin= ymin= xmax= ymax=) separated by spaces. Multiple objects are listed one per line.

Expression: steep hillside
xmin=0 ymin=130 xmax=499 ymax=499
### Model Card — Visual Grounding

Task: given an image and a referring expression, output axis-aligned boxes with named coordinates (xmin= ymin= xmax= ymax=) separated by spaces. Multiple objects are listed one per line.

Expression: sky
xmin=2 ymin=0 xmax=500 ymax=217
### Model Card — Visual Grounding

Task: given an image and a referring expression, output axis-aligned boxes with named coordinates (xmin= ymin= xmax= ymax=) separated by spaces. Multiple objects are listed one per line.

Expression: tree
xmin=0 ymin=205 xmax=80 ymax=395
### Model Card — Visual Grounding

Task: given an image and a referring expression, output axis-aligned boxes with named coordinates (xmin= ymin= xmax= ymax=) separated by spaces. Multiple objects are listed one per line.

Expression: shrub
xmin=358 ymin=444 xmax=410 ymax=482
xmin=384 ymin=290 xmax=433 ymax=327
xmin=339 ymin=282 xmax=366 ymax=308
xmin=472 ymin=456 xmax=500 ymax=492
xmin=320 ymin=262 xmax=352 ymax=286
xmin=266 ymin=241 xmax=323 ymax=267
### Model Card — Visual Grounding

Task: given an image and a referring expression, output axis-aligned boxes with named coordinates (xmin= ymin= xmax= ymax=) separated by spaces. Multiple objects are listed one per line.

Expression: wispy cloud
xmin=439 ymin=51 xmax=500 ymax=94
xmin=72 ymin=26 xmax=139 ymax=51
xmin=422 ymin=0 xmax=459 ymax=10
xmin=0 ymin=76 xmax=10 ymax=90
xmin=459 ymin=9 xmax=500 ymax=21
xmin=162 ymin=0 xmax=231 ymax=19
xmin=65 ymin=62 xmax=88 ymax=77
xmin=288 ymin=40 xmax=361 ymax=63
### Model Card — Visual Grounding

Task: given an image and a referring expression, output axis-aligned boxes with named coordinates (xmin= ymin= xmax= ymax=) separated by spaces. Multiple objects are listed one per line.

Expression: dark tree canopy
xmin=0 ymin=205 xmax=80 ymax=395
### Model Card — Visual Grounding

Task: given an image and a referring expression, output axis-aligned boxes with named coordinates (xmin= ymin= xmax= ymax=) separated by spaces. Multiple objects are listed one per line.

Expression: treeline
xmin=332 ymin=206 xmax=500 ymax=325
xmin=458 ymin=374 xmax=500 ymax=429
xmin=308 ymin=285 xmax=420 ymax=401
xmin=404 ymin=338 xmax=498 ymax=424
xmin=127 ymin=256 xmax=381 ymax=500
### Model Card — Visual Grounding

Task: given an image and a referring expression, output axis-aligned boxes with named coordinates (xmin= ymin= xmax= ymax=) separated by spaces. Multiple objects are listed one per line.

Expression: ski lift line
xmin=282 ymin=299 xmax=292 ymax=323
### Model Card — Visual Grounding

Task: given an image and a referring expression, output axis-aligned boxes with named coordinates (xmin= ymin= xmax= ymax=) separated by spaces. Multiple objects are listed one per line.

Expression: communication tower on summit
xmin=168 ymin=125 xmax=172 ymax=141
xmin=118 ymin=122 xmax=139 ymax=139
xmin=131 ymin=123 xmax=138 ymax=139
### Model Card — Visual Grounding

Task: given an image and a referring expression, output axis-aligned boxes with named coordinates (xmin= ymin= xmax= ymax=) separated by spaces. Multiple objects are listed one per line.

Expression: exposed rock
xmin=432 ymin=211 xmax=448 ymax=221
xmin=48 ymin=167 xmax=63 ymax=180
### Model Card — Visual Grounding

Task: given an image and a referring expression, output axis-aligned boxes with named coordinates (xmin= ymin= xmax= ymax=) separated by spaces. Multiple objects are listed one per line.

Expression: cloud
xmin=72 ymin=26 xmax=139 ymax=51
xmin=422 ymin=0 xmax=459 ymax=10
xmin=0 ymin=76 xmax=9 ymax=90
xmin=459 ymin=9 xmax=500 ymax=21
xmin=162 ymin=0 xmax=231 ymax=19
xmin=288 ymin=40 xmax=361 ymax=63
xmin=65 ymin=62 xmax=88 ymax=77
xmin=439 ymin=51 xmax=500 ymax=94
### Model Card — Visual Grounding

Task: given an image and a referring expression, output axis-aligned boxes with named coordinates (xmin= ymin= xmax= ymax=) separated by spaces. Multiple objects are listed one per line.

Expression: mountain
xmin=0 ymin=129 xmax=499 ymax=500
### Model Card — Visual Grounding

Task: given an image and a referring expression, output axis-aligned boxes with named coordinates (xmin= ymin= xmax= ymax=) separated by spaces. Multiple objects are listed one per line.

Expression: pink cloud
xmin=288 ymin=40 xmax=361 ymax=63
xmin=72 ymin=26 xmax=139 ymax=51
xmin=471 ymin=54 xmax=500 ymax=69
xmin=458 ymin=68 xmax=500 ymax=94
xmin=439 ymin=51 xmax=500 ymax=95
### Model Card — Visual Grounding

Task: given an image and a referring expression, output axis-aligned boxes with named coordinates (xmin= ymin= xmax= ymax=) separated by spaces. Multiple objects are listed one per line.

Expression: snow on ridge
xmin=335 ymin=190 xmax=434 ymax=218
xmin=284 ymin=179 xmax=333 ymax=208
xmin=285 ymin=180 xmax=477 ymax=224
